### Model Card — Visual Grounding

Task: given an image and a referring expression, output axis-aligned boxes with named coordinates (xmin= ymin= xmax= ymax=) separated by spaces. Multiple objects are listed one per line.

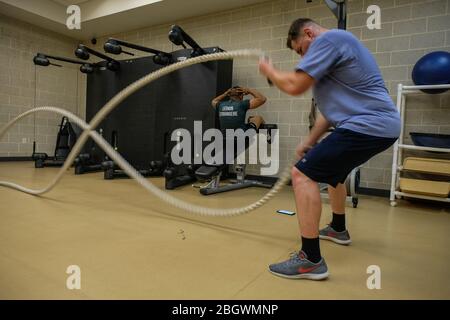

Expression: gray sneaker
xmin=269 ymin=251 xmax=329 ymax=280
xmin=319 ymin=225 xmax=352 ymax=245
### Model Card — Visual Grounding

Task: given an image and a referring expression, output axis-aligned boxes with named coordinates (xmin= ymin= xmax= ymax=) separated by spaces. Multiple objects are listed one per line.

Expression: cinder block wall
xmin=0 ymin=14 xmax=85 ymax=157
xmin=345 ymin=0 xmax=450 ymax=189
xmin=1 ymin=0 xmax=450 ymax=190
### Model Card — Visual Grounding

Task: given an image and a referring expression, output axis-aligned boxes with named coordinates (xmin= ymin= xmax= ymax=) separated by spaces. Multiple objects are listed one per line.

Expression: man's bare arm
xmin=259 ymin=59 xmax=314 ymax=96
xmin=304 ymin=113 xmax=331 ymax=148
xmin=295 ymin=113 xmax=331 ymax=159
xmin=211 ymin=89 xmax=231 ymax=108
xmin=243 ymin=87 xmax=267 ymax=109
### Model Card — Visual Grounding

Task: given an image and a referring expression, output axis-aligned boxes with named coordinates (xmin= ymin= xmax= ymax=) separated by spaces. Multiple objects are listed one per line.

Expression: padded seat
xmin=195 ymin=165 xmax=220 ymax=180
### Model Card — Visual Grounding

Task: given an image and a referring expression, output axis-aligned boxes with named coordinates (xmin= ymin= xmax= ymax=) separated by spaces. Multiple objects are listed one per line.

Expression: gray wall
xmin=0 ymin=14 xmax=85 ymax=157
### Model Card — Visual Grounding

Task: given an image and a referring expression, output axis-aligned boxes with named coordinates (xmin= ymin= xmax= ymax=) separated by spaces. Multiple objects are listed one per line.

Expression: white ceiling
xmin=0 ymin=0 xmax=271 ymax=40
xmin=52 ymin=0 xmax=91 ymax=6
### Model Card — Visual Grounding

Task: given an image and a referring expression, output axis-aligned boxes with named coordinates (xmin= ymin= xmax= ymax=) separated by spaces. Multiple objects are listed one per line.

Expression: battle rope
xmin=0 ymin=50 xmax=294 ymax=216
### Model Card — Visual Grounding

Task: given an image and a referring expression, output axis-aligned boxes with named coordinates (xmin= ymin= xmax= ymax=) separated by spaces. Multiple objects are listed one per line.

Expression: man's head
xmin=287 ymin=18 xmax=326 ymax=57
xmin=228 ymin=86 xmax=244 ymax=101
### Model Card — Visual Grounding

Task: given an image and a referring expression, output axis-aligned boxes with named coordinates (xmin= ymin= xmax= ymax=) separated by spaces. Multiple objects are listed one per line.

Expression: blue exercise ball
xmin=412 ymin=51 xmax=450 ymax=94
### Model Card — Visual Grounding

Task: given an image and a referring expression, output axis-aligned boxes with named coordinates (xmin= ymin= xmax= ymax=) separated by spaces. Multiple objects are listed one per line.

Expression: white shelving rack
xmin=390 ymin=83 xmax=450 ymax=207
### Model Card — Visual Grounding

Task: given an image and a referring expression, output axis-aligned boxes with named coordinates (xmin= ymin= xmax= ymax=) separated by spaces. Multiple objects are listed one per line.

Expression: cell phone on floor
xmin=276 ymin=210 xmax=296 ymax=216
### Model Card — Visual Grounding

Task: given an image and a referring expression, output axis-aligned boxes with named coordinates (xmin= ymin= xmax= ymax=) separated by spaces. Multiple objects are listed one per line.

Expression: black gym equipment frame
xmin=33 ymin=53 xmax=95 ymax=74
xmin=32 ymin=117 xmax=80 ymax=169
xmin=72 ymin=46 xmax=121 ymax=174
xmin=31 ymin=53 xmax=89 ymax=169
xmin=100 ymin=130 xmax=166 ymax=180
xmin=73 ymin=53 xmax=165 ymax=176
xmin=325 ymin=0 xmax=347 ymax=30
xmin=73 ymin=128 xmax=106 ymax=175
xmin=104 ymin=38 xmax=173 ymax=66
xmin=75 ymin=44 xmax=120 ymax=72
xmin=305 ymin=0 xmax=346 ymax=29
xmin=77 ymin=47 xmax=232 ymax=188
xmin=168 ymin=25 xmax=207 ymax=57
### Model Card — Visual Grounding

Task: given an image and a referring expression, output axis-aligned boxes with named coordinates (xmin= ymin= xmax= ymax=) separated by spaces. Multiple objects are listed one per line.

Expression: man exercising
xmin=212 ymin=86 xmax=267 ymax=133
xmin=259 ymin=18 xmax=400 ymax=280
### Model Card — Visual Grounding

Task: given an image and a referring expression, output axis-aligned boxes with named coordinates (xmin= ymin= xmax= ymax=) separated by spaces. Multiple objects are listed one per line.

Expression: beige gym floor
xmin=0 ymin=162 xmax=449 ymax=300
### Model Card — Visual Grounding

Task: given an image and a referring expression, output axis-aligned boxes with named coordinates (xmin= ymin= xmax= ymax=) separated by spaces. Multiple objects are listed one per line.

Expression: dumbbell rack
xmin=390 ymin=83 xmax=450 ymax=207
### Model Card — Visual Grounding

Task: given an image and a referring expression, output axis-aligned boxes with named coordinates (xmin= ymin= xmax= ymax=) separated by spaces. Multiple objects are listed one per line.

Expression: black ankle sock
xmin=301 ymin=237 xmax=321 ymax=263
xmin=330 ymin=212 xmax=346 ymax=232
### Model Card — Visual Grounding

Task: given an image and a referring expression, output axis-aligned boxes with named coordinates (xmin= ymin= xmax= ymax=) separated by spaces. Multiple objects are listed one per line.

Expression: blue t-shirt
xmin=296 ymin=29 xmax=400 ymax=138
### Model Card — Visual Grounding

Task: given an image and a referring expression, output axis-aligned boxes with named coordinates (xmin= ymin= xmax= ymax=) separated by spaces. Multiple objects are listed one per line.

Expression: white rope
xmin=0 ymin=50 xmax=294 ymax=216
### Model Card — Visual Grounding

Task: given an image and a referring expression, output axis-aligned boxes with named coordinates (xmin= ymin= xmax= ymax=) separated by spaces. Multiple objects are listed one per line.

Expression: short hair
xmin=286 ymin=18 xmax=317 ymax=49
